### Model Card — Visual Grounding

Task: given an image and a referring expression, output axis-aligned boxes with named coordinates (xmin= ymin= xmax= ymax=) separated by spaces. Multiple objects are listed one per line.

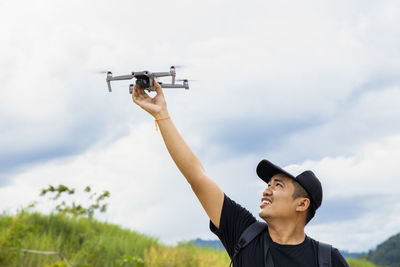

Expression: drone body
xmin=106 ymin=66 xmax=189 ymax=94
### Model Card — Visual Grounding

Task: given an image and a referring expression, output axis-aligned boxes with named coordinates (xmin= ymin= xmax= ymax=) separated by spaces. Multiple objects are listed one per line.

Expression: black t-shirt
xmin=210 ymin=194 xmax=349 ymax=267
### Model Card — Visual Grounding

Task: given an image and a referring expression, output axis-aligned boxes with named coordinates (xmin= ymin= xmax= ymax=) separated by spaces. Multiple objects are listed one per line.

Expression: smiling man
xmin=132 ymin=82 xmax=349 ymax=267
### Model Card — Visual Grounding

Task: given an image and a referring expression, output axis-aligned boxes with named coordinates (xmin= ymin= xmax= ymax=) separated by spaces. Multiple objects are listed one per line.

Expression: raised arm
xmin=132 ymin=81 xmax=224 ymax=228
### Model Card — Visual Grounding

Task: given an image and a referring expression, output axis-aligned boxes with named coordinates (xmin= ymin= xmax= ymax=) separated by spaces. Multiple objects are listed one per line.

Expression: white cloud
xmin=0 ymin=122 xmax=209 ymax=243
xmin=299 ymin=134 xmax=400 ymax=251
xmin=268 ymin=86 xmax=400 ymax=162
xmin=303 ymin=134 xmax=400 ymax=198
xmin=1 ymin=0 xmax=400 ymax=253
xmin=2 ymin=120 xmax=400 ymax=252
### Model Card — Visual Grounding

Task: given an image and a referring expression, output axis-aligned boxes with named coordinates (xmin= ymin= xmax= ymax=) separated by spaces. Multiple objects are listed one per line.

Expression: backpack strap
xmin=231 ymin=224 xmax=332 ymax=267
xmin=318 ymin=241 xmax=332 ymax=267
xmin=229 ymin=221 xmax=268 ymax=267
xmin=263 ymin=235 xmax=275 ymax=267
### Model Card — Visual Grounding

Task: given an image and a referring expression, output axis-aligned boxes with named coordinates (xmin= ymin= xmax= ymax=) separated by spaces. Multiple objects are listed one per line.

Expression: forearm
xmin=157 ymin=115 xmax=224 ymax=227
xmin=157 ymin=116 xmax=206 ymax=185
xmin=132 ymin=82 xmax=223 ymax=227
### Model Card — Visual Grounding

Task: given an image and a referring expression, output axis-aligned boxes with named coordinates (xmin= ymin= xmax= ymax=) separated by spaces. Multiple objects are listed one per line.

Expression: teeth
xmin=262 ymin=201 xmax=271 ymax=205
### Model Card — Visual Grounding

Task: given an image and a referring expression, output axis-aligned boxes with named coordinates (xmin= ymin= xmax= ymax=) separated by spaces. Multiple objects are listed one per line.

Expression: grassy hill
xmin=367 ymin=232 xmax=400 ymax=267
xmin=0 ymin=211 xmax=229 ymax=266
xmin=0 ymin=211 xmax=385 ymax=267
xmin=346 ymin=258 xmax=385 ymax=267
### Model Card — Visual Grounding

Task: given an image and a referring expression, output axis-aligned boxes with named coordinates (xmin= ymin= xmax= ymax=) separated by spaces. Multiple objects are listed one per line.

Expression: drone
xmin=105 ymin=66 xmax=189 ymax=94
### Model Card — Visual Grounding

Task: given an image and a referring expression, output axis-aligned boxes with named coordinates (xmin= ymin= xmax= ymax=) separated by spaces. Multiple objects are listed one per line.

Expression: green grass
xmin=347 ymin=258 xmax=386 ymax=267
xmin=0 ymin=212 xmax=160 ymax=266
xmin=0 ymin=212 xmax=385 ymax=267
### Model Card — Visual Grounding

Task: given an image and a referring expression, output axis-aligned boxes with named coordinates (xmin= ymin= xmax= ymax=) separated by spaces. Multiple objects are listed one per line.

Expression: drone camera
xmin=135 ymin=75 xmax=150 ymax=89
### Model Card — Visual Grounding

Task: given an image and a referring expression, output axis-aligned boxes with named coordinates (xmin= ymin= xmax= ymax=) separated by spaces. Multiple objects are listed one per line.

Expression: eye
xmin=276 ymin=183 xmax=283 ymax=187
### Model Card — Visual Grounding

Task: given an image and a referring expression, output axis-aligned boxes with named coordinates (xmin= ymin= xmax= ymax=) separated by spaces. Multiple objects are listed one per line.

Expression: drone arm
xmin=153 ymin=72 xmax=172 ymax=78
xmin=109 ymin=74 xmax=135 ymax=81
xmin=161 ymin=83 xmax=189 ymax=90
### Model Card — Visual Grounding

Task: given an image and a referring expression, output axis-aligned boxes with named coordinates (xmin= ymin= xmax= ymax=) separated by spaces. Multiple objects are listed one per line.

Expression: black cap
xmin=256 ymin=159 xmax=323 ymax=209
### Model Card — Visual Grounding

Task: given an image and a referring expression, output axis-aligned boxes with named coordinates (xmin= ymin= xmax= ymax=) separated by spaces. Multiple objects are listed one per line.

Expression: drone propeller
xmin=95 ymin=70 xmax=113 ymax=75
xmin=170 ymin=65 xmax=186 ymax=69
xmin=176 ymin=79 xmax=197 ymax=82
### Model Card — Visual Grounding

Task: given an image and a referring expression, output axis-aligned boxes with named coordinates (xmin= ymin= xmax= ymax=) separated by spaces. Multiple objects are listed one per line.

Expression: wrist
xmin=154 ymin=113 xmax=171 ymax=131
xmin=154 ymin=110 xmax=170 ymax=119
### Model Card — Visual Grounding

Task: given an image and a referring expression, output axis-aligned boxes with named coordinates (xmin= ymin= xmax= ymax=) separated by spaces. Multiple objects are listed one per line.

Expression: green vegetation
xmin=367 ymin=232 xmax=400 ymax=267
xmin=0 ymin=211 xmax=386 ymax=267
xmin=347 ymin=258 xmax=385 ymax=267
xmin=0 ymin=211 xmax=159 ymax=266
xmin=0 ymin=184 xmax=394 ymax=266
xmin=0 ymin=211 xmax=230 ymax=266
xmin=39 ymin=184 xmax=110 ymax=218
xmin=0 ymin=184 xmax=230 ymax=266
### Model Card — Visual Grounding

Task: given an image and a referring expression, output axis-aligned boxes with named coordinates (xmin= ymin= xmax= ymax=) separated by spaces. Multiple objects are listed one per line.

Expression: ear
xmin=295 ymin=198 xmax=310 ymax=212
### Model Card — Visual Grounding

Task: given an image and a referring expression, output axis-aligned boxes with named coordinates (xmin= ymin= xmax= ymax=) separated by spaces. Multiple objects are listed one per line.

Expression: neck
xmin=266 ymin=218 xmax=306 ymax=245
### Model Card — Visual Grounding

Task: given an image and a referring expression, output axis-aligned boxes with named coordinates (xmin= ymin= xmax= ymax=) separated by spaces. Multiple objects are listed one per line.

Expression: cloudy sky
xmin=1 ymin=0 xmax=400 ymax=253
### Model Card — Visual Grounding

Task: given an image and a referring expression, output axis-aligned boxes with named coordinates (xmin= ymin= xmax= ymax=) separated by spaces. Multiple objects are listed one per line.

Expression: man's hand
xmin=132 ymin=81 xmax=169 ymax=118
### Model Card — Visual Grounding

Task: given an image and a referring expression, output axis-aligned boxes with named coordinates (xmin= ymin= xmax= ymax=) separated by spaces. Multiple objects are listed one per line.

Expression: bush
xmin=348 ymin=258 xmax=384 ymax=267
xmin=143 ymin=242 xmax=230 ymax=267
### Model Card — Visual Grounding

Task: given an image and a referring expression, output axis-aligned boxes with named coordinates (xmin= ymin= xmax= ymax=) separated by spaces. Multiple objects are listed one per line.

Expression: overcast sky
xmin=1 ymin=0 xmax=400 ymax=253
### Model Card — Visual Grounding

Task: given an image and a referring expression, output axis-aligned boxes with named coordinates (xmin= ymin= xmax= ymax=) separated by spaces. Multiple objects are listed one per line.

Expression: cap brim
xmin=256 ymin=159 xmax=295 ymax=183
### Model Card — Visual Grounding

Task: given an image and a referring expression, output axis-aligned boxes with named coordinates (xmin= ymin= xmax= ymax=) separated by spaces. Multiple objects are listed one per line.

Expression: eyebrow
xmin=271 ymin=178 xmax=286 ymax=186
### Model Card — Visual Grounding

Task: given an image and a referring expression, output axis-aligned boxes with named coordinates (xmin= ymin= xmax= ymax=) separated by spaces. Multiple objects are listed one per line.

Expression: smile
xmin=260 ymin=197 xmax=272 ymax=208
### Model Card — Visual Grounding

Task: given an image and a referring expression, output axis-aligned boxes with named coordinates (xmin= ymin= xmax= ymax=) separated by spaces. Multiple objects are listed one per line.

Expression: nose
xmin=263 ymin=186 xmax=273 ymax=196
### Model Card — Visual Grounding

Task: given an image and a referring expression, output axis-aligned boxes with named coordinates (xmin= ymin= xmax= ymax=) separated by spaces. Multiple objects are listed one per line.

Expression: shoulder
xmin=209 ymin=194 xmax=258 ymax=257
xmin=218 ymin=194 xmax=256 ymax=221
xmin=331 ymin=247 xmax=349 ymax=267
xmin=211 ymin=194 xmax=257 ymax=233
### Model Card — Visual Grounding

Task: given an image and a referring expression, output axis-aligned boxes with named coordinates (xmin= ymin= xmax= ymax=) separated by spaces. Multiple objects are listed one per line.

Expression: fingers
xmin=132 ymin=84 xmax=149 ymax=104
xmin=132 ymin=84 xmax=139 ymax=103
xmin=131 ymin=81 xmax=168 ymax=117
xmin=154 ymin=80 xmax=164 ymax=97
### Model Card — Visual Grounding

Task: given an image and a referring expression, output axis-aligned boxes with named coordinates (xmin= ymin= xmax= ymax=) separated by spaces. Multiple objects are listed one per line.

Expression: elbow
xmin=186 ymin=172 xmax=208 ymax=189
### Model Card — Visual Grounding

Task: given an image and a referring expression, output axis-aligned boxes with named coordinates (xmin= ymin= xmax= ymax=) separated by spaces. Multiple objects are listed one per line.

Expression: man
xmin=132 ymin=81 xmax=349 ymax=266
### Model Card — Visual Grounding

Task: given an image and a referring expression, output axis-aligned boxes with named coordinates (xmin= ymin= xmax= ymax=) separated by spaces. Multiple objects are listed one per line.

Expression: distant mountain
xmin=340 ymin=251 xmax=364 ymax=259
xmin=367 ymin=232 xmax=400 ymax=267
xmin=191 ymin=238 xmax=365 ymax=259
xmin=191 ymin=238 xmax=225 ymax=250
